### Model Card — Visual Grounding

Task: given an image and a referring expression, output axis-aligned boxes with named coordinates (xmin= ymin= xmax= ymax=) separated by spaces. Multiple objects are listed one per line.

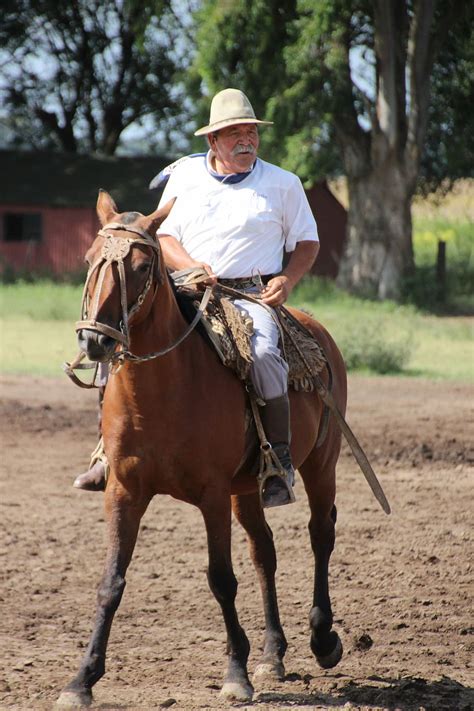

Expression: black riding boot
xmin=259 ymin=393 xmax=296 ymax=508
xmin=73 ymin=387 xmax=107 ymax=492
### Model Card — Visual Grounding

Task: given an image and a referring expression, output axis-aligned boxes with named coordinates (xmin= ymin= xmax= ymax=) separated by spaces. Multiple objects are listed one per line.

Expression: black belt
xmin=218 ymin=274 xmax=273 ymax=289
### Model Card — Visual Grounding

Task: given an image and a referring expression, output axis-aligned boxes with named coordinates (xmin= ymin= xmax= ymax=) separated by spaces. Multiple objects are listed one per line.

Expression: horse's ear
xmin=97 ymin=190 xmax=119 ymax=226
xmin=145 ymin=198 xmax=176 ymax=238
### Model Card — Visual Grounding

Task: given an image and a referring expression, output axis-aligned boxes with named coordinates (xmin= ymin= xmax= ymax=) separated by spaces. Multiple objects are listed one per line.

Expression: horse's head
xmin=77 ymin=190 xmax=174 ymax=362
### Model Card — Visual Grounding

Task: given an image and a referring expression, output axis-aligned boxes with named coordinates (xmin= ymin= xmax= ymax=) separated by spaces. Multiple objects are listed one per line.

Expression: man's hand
xmin=158 ymin=234 xmax=217 ymax=285
xmin=261 ymin=241 xmax=320 ymax=307
xmin=261 ymin=275 xmax=294 ymax=306
xmin=196 ymin=261 xmax=217 ymax=286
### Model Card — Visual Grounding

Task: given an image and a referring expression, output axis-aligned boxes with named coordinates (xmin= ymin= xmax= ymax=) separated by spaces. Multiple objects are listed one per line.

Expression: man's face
xmin=209 ymin=124 xmax=259 ymax=174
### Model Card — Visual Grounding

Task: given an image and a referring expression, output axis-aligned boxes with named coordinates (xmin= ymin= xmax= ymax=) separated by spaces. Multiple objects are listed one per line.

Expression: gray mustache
xmin=232 ymin=144 xmax=256 ymax=155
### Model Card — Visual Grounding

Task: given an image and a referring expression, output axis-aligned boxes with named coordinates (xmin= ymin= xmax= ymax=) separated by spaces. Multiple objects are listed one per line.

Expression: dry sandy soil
xmin=0 ymin=374 xmax=473 ymax=711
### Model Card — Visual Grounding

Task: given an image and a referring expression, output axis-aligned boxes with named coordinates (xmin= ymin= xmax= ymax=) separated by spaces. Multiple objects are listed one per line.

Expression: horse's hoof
xmin=253 ymin=661 xmax=285 ymax=683
xmin=56 ymin=689 xmax=93 ymax=708
xmin=220 ymin=680 xmax=254 ymax=702
xmin=315 ymin=633 xmax=343 ymax=669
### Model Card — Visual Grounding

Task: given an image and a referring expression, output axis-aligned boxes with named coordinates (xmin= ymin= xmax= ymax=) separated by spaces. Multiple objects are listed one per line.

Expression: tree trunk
xmin=337 ymin=164 xmax=415 ymax=300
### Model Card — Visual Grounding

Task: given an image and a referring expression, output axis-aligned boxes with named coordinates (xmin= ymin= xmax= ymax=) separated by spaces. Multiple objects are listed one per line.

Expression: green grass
xmin=0 ymin=279 xmax=473 ymax=381
xmin=408 ymin=316 xmax=473 ymax=380
xmin=0 ymin=281 xmax=82 ymax=376
xmin=0 ymin=280 xmax=83 ymax=321
xmin=290 ymin=279 xmax=473 ymax=382
xmin=413 ymin=219 xmax=473 ymax=268
xmin=407 ymin=218 xmax=474 ymax=312
xmin=0 ymin=317 xmax=79 ymax=377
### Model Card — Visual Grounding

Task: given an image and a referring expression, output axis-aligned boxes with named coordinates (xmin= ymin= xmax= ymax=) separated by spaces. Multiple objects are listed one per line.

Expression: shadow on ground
xmin=255 ymin=674 xmax=473 ymax=710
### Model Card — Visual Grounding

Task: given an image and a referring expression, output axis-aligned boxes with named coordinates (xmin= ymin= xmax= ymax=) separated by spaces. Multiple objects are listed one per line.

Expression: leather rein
xmin=63 ymin=223 xmax=212 ymax=387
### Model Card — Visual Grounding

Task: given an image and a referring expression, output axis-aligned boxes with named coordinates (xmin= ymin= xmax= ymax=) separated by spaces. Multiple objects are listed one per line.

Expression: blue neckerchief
xmin=207 ymin=170 xmax=251 ymax=184
xmin=206 ymin=153 xmax=256 ymax=184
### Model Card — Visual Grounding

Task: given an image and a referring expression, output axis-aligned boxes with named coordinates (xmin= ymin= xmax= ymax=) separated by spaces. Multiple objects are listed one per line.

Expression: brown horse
xmin=58 ymin=190 xmax=347 ymax=707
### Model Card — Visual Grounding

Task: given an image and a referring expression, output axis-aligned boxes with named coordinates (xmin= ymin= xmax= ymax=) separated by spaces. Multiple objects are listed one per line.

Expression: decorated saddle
xmin=173 ymin=275 xmax=327 ymax=392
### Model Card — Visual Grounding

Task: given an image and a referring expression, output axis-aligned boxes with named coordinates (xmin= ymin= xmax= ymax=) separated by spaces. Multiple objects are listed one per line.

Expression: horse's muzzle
xmin=77 ymin=328 xmax=117 ymax=362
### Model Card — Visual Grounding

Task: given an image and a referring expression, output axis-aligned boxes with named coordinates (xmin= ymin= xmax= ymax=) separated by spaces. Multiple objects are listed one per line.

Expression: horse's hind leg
xmin=232 ymin=492 xmax=287 ymax=683
xmin=299 ymin=453 xmax=343 ymax=670
xmin=200 ymin=491 xmax=253 ymax=702
xmin=57 ymin=490 xmax=149 ymax=708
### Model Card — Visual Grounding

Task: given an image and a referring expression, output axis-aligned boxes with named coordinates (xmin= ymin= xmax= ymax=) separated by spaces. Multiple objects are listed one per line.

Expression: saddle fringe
xmin=178 ymin=285 xmax=327 ymax=392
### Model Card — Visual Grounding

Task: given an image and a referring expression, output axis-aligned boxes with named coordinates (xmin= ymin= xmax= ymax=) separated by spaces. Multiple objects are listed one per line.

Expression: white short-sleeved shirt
xmin=157 ymin=152 xmax=318 ymax=279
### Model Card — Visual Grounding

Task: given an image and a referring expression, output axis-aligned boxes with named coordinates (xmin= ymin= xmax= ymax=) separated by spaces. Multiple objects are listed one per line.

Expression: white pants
xmin=232 ymin=296 xmax=288 ymax=401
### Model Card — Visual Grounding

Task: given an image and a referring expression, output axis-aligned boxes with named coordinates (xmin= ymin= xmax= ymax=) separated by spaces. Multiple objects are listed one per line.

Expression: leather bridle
xmin=76 ymin=222 xmax=161 ymax=351
xmin=64 ymin=225 xmax=212 ymax=386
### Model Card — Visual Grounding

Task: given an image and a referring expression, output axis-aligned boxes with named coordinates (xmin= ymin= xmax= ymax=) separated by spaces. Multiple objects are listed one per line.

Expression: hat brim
xmin=194 ymin=117 xmax=273 ymax=136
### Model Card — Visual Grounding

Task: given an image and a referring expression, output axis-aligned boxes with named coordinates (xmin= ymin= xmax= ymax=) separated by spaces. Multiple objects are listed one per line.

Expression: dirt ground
xmin=0 ymin=374 xmax=473 ymax=711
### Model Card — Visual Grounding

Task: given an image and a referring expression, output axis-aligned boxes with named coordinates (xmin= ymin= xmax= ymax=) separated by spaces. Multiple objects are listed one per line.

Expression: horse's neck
xmin=114 ymin=277 xmax=242 ymax=417
xmin=139 ymin=276 xmax=188 ymax=349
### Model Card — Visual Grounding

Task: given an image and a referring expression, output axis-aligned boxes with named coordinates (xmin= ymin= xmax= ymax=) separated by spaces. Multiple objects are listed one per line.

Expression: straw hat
xmin=194 ymin=88 xmax=273 ymax=136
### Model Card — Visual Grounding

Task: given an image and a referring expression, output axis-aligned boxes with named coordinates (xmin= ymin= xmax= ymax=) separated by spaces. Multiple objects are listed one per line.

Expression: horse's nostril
xmin=78 ymin=329 xmax=117 ymax=361
xmin=98 ymin=334 xmax=115 ymax=351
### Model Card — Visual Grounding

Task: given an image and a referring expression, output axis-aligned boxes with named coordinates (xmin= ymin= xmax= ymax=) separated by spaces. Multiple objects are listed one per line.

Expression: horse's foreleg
xmin=201 ymin=494 xmax=253 ymax=702
xmin=301 ymin=462 xmax=343 ymax=670
xmin=232 ymin=492 xmax=287 ymax=683
xmin=57 ymin=492 xmax=148 ymax=708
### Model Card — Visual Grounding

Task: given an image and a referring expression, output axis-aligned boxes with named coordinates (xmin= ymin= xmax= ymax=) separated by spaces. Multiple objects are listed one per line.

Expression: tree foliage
xmin=419 ymin=17 xmax=474 ymax=193
xmin=191 ymin=0 xmax=473 ymax=299
xmin=192 ymin=0 xmax=298 ymax=115
xmin=191 ymin=0 xmax=473 ymax=191
xmin=0 ymin=0 xmax=181 ymax=155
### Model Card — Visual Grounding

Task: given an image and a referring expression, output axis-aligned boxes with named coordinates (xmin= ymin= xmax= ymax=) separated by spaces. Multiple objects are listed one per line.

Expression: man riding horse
xmin=75 ymin=88 xmax=320 ymax=507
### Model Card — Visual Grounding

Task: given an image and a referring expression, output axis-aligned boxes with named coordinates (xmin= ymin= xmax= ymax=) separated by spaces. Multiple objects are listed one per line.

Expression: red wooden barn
xmin=305 ymin=183 xmax=347 ymax=279
xmin=0 ymin=150 xmax=346 ymax=278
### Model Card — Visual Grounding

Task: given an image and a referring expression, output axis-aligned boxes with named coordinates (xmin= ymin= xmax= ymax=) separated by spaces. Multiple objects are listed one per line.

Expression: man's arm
xmin=157 ymin=234 xmax=217 ymax=283
xmin=261 ymin=240 xmax=319 ymax=307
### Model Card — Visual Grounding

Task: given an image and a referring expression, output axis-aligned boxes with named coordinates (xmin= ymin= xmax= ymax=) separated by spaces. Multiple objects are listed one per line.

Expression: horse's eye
xmin=137 ymin=261 xmax=151 ymax=274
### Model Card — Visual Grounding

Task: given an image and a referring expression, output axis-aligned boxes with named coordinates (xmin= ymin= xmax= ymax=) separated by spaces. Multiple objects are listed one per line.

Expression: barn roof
xmin=0 ymin=150 xmax=171 ymax=213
